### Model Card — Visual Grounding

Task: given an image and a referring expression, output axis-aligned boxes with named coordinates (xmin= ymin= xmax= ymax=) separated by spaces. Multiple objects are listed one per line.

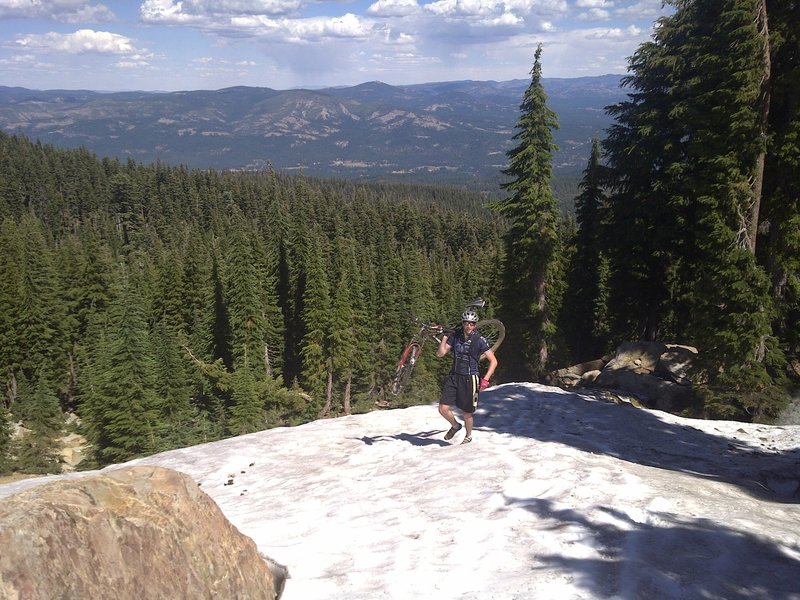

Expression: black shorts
xmin=439 ymin=373 xmax=479 ymax=413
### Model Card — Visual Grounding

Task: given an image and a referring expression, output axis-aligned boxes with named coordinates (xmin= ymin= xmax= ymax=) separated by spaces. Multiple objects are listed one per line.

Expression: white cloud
xmin=182 ymin=0 xmax=301 ymax=15
xmin=424 ymin=0 xmax=500 ymax=18
xmin=226 ymin=13 xmax=373 ymax=42
xmin=140 ymin=0 xmax=302 ymax=23
xmin=489 ymin=11 xmax=522 ymax=26
xmin=0 ymin=0 xmax=114 ymax=22
xmin=613 ymin=0 xmax=665 ymax=19
xmin=367 ymin=0 xmax=421 ymax=18
xmin=420 ymin=0 xmax=568 ymax=17
xmin=15 ymin=29 xmax=146 ymax=56
xmin=290 ymin=13 xmax=371 ymax=41
xmin=575 ymin=0 xmax=613 ymax=7
xmin=577 ymin=7 xmax=610 ymax=21
xmin=139 ymin=0 xmax=199 ymax=23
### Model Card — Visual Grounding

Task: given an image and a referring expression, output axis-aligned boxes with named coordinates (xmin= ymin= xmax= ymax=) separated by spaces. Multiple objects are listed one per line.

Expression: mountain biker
xmin=436 ymin=309 xmax=498 ymax=444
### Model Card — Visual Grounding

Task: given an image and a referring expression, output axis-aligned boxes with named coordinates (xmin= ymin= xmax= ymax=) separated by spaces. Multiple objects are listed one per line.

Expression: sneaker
xmin=444 ymin=422 xmax=462 ymax=440
xmin=461 ymin=436 xmax=472 ymax=444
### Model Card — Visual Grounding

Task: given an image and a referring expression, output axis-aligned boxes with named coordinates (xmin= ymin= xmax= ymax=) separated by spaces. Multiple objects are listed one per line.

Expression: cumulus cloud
xmin=577 ymin=7 xmax=610 ymax=20
xmin=613 ymin=0 xmax=665 ymax=19
xmin=140 ymin=0 xmax=302 ymax=23
xmin=15 ymin=29 xmax=147 ymax=56
xmin=0 ymin=0 xmax=114 ymax=22
xmin=421 ymin=0 xmax=568 ymax=17
xmin=367 ymin=0 xmax=421 ymax=18
xmin=214 ymin=12 xmax=373 ymax=42
xmin=287 ymin=13 xmax=372 ymax=41
xmin=575 ymin=0 xmax=613 ymax=7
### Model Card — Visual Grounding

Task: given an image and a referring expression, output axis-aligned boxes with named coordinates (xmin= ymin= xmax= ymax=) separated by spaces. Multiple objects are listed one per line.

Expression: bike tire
xmin=476 ymin=319 xmax=505 ymax=356
xmin=390 ymin=345 xmax=419 ymax=395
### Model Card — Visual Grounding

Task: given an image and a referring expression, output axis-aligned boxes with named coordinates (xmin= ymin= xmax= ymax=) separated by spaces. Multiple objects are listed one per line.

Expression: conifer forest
xmin=1 ymin=0 xmax=798 ymax=473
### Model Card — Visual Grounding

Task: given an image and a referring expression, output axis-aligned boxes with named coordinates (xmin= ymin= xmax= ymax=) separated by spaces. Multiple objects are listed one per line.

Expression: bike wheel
xmin=390 ymin=345 xmax=419 ymax=395
xmin=476 ymin=319 xmax=505 ymax=356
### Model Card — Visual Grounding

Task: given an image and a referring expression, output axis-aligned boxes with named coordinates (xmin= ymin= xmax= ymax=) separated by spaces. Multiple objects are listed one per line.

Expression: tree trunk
xmin=342 ymin=376 xmax=352 ymax=415
xmin=320 ymin=368 xmax=333 ymax=418
xmin=263 ymin=343 xmax=272 ymax=378
xmin=748 ymin=0 xmax=771 ymax=254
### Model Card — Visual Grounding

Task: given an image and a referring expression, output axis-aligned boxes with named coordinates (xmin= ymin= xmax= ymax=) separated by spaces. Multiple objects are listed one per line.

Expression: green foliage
xmin=759 ymin=0 xmax=800 ymax=366
xmin=600 ymin=0 xmax=795 ymax=418
xmin=493 ymin=45 xmax=564 ymax=380
xmin=13 ymin=370 xmax=63 ymax=474
xmin=0 ymin=405 xmax=13 ymax=474
xmin=227 ymin=367 xmax=264 ymax=435
xmin=561 ymin=138 xmax=612 ymax=362
xmin=82 ymin=273 xmax=161 ymax=464
xmin=0 ymin=130 xmax=507 ymax=465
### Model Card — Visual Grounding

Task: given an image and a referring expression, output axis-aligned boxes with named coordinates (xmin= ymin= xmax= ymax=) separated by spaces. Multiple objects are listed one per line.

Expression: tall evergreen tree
xmin=13 ymin=369 xmax=63 ymax=474
xmin=299 ymin=229 xmax=330 ymax=416
xmin=0 ymin=404 xmax=11 ymax=474
xmin=83 ymin=272 xmax=160 ymax=464
xmin=223 ymin=209 xmax=268 ymax=372
xmin=324 ymin=235 xmax=363 ymax=416
xmin=603 ymin=0 xmax=789 ymax=419
xmin=493 ymin=45 xmax=562 ymax=380
xmin=760 ymin=0 xmax=800 ymax=365
xmin=562 ymin=138 xmax=611 ymax=362
xmin=227 ymin=366 xmax=263 ymax=435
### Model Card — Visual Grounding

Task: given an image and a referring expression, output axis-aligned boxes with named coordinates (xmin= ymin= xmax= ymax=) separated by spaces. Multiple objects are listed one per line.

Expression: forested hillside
xmin=0 ymin=132 xmax=505 ymax=471
xmin=2 ymin=0 xmax=798 ymax=477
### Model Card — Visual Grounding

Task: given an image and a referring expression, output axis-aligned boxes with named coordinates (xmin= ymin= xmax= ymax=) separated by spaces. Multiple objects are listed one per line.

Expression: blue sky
xmin=0 ymin=1 xmax=669 ymax=91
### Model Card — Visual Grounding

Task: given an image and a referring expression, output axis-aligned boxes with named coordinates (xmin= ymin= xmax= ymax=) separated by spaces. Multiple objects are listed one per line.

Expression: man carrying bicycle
xmin=436 ymin=309 xmax=498 ymax=444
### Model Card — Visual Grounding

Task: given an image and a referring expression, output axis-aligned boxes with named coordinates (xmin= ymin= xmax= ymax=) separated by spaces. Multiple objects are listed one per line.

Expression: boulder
xmin=553 ymin=341 xmax=698 ymax=413
xmin=601 ymin=341 xmax=668 ymax=374
xmin=552 ymin=358 xmax=609 ymax=387
xmin=580 ymin=369 xmax=602 ymax=386
xmin=654 ymin=344 xmax=697 ymax=384
xmin=0 ymin=465 xmax=287 ymax=600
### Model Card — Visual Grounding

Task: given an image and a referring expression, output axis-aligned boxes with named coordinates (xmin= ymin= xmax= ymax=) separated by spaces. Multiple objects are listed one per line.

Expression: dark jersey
xmin=447 ymin=329 xmax=490 ymax=375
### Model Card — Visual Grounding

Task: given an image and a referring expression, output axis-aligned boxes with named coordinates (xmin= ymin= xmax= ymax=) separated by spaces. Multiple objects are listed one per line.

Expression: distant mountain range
xmin=0 ymin=75 xmax=626 ymax=190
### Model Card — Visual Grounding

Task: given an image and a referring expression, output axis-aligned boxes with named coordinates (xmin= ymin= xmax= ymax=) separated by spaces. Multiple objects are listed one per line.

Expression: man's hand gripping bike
xmin=390 ymin=298 xmax=505 ymax=396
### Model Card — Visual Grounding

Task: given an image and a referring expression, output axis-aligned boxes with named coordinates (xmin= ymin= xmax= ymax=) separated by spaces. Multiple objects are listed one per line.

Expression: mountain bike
xmin=389 ymin=298 xmax=505 ymax=396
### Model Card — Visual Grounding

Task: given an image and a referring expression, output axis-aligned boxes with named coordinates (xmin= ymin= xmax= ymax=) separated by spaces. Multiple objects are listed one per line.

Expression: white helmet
xmin=461 ymin=310 xmax=479 ymax=323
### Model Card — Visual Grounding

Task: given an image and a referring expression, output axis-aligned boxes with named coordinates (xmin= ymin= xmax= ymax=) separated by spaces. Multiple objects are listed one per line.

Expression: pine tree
xmin=562 ymin=138 xmax=611 ymax=362
xmin=222 ymin=209 xmax=268 ymax=372
xmin=13 ymin=369 xmax=63 ymax=474
xmin=251 ymin=232 xmax=285 ymax=380
xmin=0 ymin=404 xmax=11 ymax=474
xmin=0 ymin=216 xmax=67 ymax=413
xmin=603 ymin=0 xmax=789 ymax=420
xmin=84 ymin=271 xmax=160 ymax=464
xmin=0 ymin=218 xmax=23 ymax=408
xmin=227 ymin=366 xmax=263 ymax=435
xmin=299 ymin=229 xmax=330 ymax=416
xmin=151 ymin=317 xmax=198 ymax=450
xmin=760 ymin=0 xmax=800 ymax=367
xmin=492 ymin=45 xmax=562 ymax=380
xmin=324 ymin=235 xmax=363 ymax=416
xmin=603 ymin=27 xmax=686 ymax=342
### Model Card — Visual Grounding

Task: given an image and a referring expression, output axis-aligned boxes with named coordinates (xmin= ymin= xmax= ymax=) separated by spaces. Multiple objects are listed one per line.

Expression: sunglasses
xmin=462 ymin=321 xmax=477 ymax=326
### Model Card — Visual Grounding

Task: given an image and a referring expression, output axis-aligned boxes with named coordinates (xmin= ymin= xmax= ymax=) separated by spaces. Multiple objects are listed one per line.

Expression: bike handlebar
xmin=410 ymin=316 xmax=445 ymax=335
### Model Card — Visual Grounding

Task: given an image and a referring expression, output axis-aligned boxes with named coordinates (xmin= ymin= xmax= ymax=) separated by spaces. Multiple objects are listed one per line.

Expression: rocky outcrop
xmin=0 ymin=465 xmax=287 ymax=600
xmin=552 ymin=342 xmax=698 ymax=412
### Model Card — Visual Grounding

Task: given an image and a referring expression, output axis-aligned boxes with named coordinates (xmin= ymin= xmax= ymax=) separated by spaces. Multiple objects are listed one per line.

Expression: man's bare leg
xmin=439 ymin=403 xmax=458 ymax=427
xmin=463 ymin=411 xmax=473 ymax=438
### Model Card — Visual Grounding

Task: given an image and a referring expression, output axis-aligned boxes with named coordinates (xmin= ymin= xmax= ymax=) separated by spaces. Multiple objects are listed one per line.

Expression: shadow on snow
xmin=510 ymin=496 xmax=800 ymax=600
xmin=478 ymin=383 xmax=800 ymax=504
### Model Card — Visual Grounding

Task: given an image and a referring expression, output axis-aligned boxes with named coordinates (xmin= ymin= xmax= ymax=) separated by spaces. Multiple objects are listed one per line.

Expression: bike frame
xmin=390 ymin=298 xmax=499 ymax=397
xmin=390 ymin=317 xmax=444 ymax=396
